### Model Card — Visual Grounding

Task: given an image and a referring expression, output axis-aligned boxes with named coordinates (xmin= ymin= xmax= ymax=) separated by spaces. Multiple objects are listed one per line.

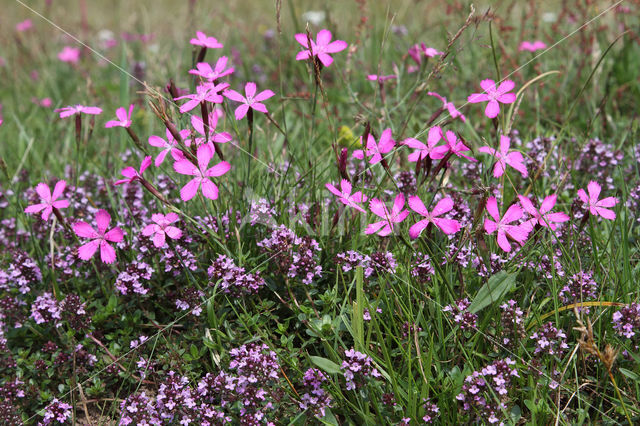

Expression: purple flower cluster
xmin=411 ymin=252 xmax=435 ymax=283
xmin=456 ymin=358 xmax=519 ymax=424
xmin=175 ymin=287 xmax=205 ymax=316
xmin=530 ymin=322 xmax=569 ymax=356
xmin=572 ymin=138 xmax=623 ymax=191
xmin=558 ymin=271 xmax=598 ymax=310
xmin=119 ymin=392 xmax=161 ymax=425
xmin=156 ymin=371 xmax=196 ymax=422
xmin=60 ymin=293 xmax=91 ymax=331
xmin=422 ymin=398 xmax=439 ymax=423
xmin=0 ymin=295 xmax=26 ymax=328
xmin=299 ymin=368 xmax=332 ymax=418
xmin=499 ymin=300 xmax=525 ymax=348
xmin=0 ymin=249 xmax=42 ymax=294
xmin=115 ymin=261 xmax=154 ymax=295
xmin=0 ymin=378 xmax=25 ymax=425
xmin=335 ymin=250 xmax=396 ymax=278
xmin=249 ymin=198 xmax=277 ymax=226
xmin=207 ymin=254 xmax=266 ymax=296
xmin=258 ymin=225 xmax=322 ymax=285
xmin=612 ymin=303 xmax=640 ymax=339
xmin=341 ymin=348 xmax=382 ymax=391
xmin=41 ymin=398 xmax=72 ymax=425
xmin=443 ymin=298 xmax=478 ymax=331
xmin=30 ymin=292 xmax=62 ymax=327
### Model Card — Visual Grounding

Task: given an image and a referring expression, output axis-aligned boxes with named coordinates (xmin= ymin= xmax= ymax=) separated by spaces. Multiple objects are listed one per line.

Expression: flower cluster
xmin=175 ymin=287 xmax=205 ymax=316
xmin=30 ymin=292 xmax=62 ymax=327
xmin=115 ymin=261 xmax=154 ymax=295
xmin=411 ymin=253 xmax=435 ymax=283
xmin=119 ymin=392 xmax=160 ymax=425
xmin=335 ymin=250 xmax=396 ymax=278
xmin=443 ymin=298 xmax=478 ymax=331
xmin=299 ymin=368 xmax=333 ymax=418
xmin=341 ymin=348 xmax=382 ymax=391
xmin=558 ymin=271 xmax=598 ymax=310
xmin=456 ymin=358 xmax=519 ymax=424
xmin=0 ymin=249 xmax=42 ymax=294
xmin=530 ymin=322 xmax=569 ymax=356
xmin=41 ymin=398 xmax=73 ymax=425
xmin=422 ymin=399 xmax=440 ymax=423
xmin=207 ymin=254 xmax=266 ymax=296
xmin=612 ymin=303 xmax=640 ymax=339
xmin=499 ymin=300 xmax=525 ymax=348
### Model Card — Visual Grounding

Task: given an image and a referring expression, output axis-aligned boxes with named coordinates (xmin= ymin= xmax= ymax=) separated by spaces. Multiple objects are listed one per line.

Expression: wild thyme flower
xmin=558 ymin=271 xmax=598 ymax=311
xmin=422 ymin=399 xmax=440 ymax=423
xmin=341 ymin=348 xmax=381 ymax=391
xmin=115 ymin=261 xmax=154 ymax=295
xmin=60 ymin=293 xmax=91 ymax=331
xmin=499 ymin=300 xmax=525 ymax=348
xmin=119 ymin=392 xmax=161 ymax=425
xmin=30 ymin=292 xmax=62 ymax=327
xmin=299 ymin=368 xmax=332 ymax=418
xmin=443 ymin=298 xmax=477 ymax=331
xmin=612 ymin=303 xmax=640 ymax=339
xmin=208 ymin=254 xmax=265 ymax=296
xmin=530 ymin=322 xmax=568 ymax=356
xmin=175 ymin=287 xmax=205 ymax=316
xmin=41 ymin=398 xmax=73 ymax=425
xmin=0 ymin=249 xmax=42 ymax=294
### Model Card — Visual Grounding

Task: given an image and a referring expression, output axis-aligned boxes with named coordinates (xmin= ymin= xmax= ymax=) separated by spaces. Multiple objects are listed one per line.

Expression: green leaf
xmin=190 ymin=344 xmax=199 ymax=359
xmin=620 ymin=368 xmax=640 ymax=381
xmin=469 ymin=271 xmax=517 ymax=313
xmin=310 ymin=356 xmax=341 ymax=374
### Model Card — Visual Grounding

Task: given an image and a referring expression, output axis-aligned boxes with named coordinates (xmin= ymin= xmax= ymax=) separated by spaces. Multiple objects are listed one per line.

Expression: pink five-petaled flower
xmin=408 ymin=43 xmax=443 ymax=65
xmin=115 ymin=156 xmax=152 ymax=185
xmin=174 ymin=82 xmax=228 ymax=114
xmin=24 ymin=180 xmax=69 ymax=221
xmin=484 ymin=197 xmax=532 ymax=253
xmin=294 ymin=29 xmax=348 ymax=67
xmin=467 ymin=79 xmax=516 ymax=118
xmin=325 ymin=179 xmax=368 ymax=213
xmin=190 ymin=113 xmax=232 ymax=147
xmin=58 ymin=46 xmax=80 ymax=63
xmin=55 ymin=104 xmax=102 ymax=118
xmin=353 ymin=128 xmax=395 ymax=165
xmin=408 ymin=196 xmax=461 ymax=238
xmin=442 ymin=131 xmax=476 ymax=161
xmin=223 ymin=82 xmax=274 ymax=120
xmin=142 ymin=213 xmax=182 ymax=248
xmin=73 ymin=209 xmax=124 ymax=264
xmin=365 ymin=193 xmax=409 ymax=237
xmin=189 ymin=57 xmax=234 ymax=82
xmin=190 ymin=31 xmax=223 ymax=49
xmin=173 ymin=144 xmax=231 ymax=201
xmin=479 ymin=135 xmax=527 ymax=178
xmin=403 ymin=126 xmax=448 ymax=163
xmin=519 ymin=41 xmax=546 ymax=52
xmin=148 ymin=128 xmax=191 ymax=166
xmin=517 ymin=194 xmax=569 ymax=230
xmin=577 ymin=181 xmax=618 ymax=220
xmin=427 ymin=91 xmax=466 ymax=122
xmin=105 ymin=104 xmax=134 ymax=128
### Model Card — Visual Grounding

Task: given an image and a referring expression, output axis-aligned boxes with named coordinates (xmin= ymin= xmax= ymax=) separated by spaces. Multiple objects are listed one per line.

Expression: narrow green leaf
xmin=469 ymin=271 xmax=517 ymax=313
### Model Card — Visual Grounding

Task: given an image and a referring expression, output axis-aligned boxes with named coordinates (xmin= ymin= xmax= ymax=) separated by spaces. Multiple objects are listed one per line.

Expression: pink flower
xmin=73 ymin=210 xmax=124 ymax=264
xmin=24 ymin=180 xmax=69 ymax=221
xmin=367 ymin=74 xmax=396 ymax=82
xmin=427 ymin=91 xmax=466 ymax=122
xmin=577 ymin=181 xmax=618 ymax=220
xmin=408 ymin=43 xmax=443 ymax=65
xmin=58 ymin=46 xmax=81 ymax=64
xmin=325 ymin=179 xmax=368 ymax=212
xmin=55 ymin=104 xmax=102 ymax=118
xmin=353 ymin=128 xmax=395 ymax=165
xmin=442 ymin=131 xmax=476 ymax=161
xmin=105 ymin=104 xmax=134 ymax=128
xmin=142 ymin=213 xmax=182 ymax=248
xmin=189 ymin=113 xmax=232 ymax=147
xmin=148 ymin=128 xmax=191 ymax=166
xmin=173 ymin=144 xmax=231 ymax=201
xmin=519 ymin=41 xmax=546 ymax=52
xmin=478 ymin=135 xmax=527 ymax=178
xmin=408 ymin=196 xmax=460 ymax=238
xmin=484 ymin=197 xmax=532 ymax=252
xmin=174 ymin=83 xmax=228 ymax=114
xmin=223 ymin=82 xmax=275 ymax=120
xmin=190 ymin=31 xmax=223 ymax=49
xmin=403 ymin=126 xmax=448 ymax=162
xmin=365 ymin=193 xmax=409 ymax=237
xmin=517 ymin=194 xmax=569 ymax=230
xmin=189 ymin=57 xmax=234 ymax=82
xmin=295 ymin=29 xmax=347 ymax=67
xmin=115 ymin=156 xmax=152 ymax=185
xmin=467 ymin=79 xmax=516 ymax=118
xmin=16 ymin=19 xmax=33 ymax=32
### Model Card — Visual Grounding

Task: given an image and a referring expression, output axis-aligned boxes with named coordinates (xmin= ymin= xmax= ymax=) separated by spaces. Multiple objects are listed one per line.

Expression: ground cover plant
xmin=2 ymin=0 xmax=640 ymax=424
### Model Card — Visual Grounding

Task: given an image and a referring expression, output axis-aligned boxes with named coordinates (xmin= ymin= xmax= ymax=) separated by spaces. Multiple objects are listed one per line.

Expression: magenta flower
xmin=484 ymin=197 xmax=532 ymax=252
xmin=519 ymin=41 xmax=546 ymax=52
xmin=325 ymin=179 xmax=368 ymax=213
xmin=408 ymin=196 xmax=460 ymax=238
xmin=115 ymin=156 xmax=152 ymax=185
xmin=403 ymin=126 xmax=448 ymax=163
xmin=189 ymin=113 xmax=232 ymax=146
xmin=105 ymin=104 xmax=134 ymax=128
xmin=408 ymin=43 xmax=443 ymax=65
xmin=517 ymin=194 xmax=569 ymax=230
xmin=58 ymin=46 xmax=80 ymax=64
xmin=427 ymin=91 xmax=466 ymax=122
xmin=467 ymin=79 xmax=516 ymax=118
xmin=577 ymin=181 xmax=618 ymax=220
xmin=174 ymin=83 xmax=228 ymax=114
xmin=365 ymin=193 xmax=409 ymax=237
xmin=190 ymin=31 xmax=223 ymax=49
xmin=148 ymin=128 xmax=191 ymax=166
xmin=223 ymin=82 xmax=275 ymax=120
xmin=55 ymin=104 xmax=102 ymax=118
xmin=73 ymin=210 xmax=124 ymax=264
xmin=16 ymin=19 xmax=33 ymax=32
xmin=367 ymin=74 xmax=396 ymax=82
xmin=24 ymin=180 xmax=69 ymax=221
xmin=353 ymin=128 xmax=396 ymax=165
xmin=295 ymin=29 xmax=348 ymax=67
xmin=189 ymin=57 xmax=234 ymax=82
xmin=442 ymin=131 xmax=476 ymax=162
xmin=173 ymin=144 xmax=231 ymax=201
xmin=142 ymin=213 xmax=182 ymax=248
xmin=479 ymin=135 xmax=527 ymax=178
